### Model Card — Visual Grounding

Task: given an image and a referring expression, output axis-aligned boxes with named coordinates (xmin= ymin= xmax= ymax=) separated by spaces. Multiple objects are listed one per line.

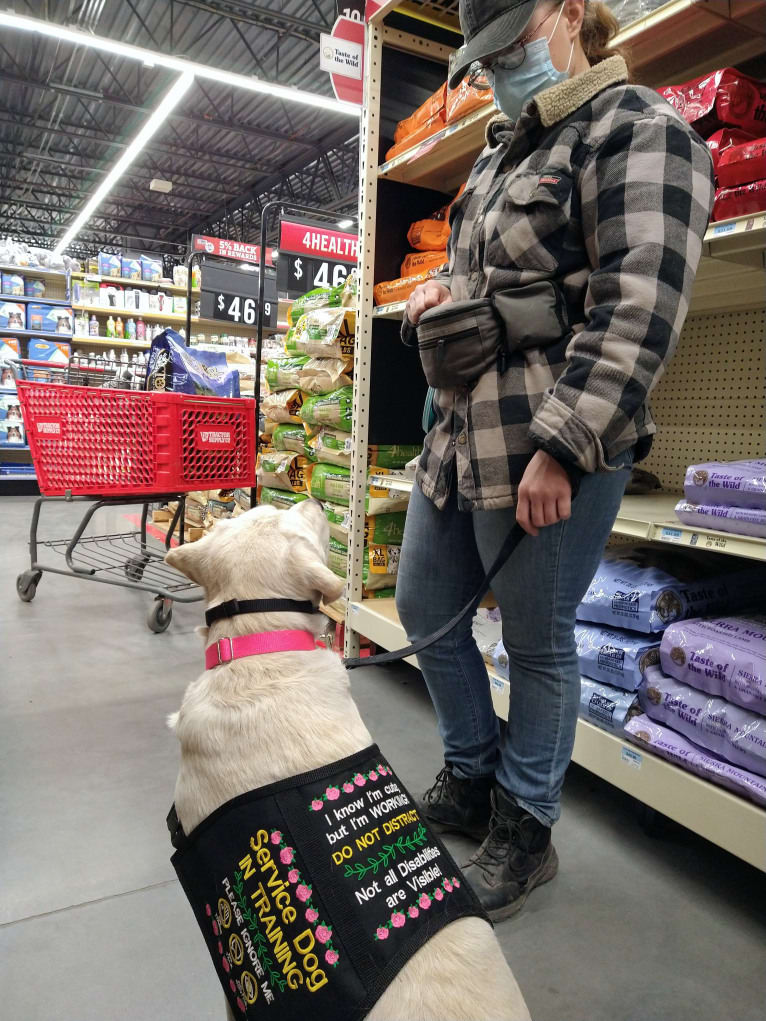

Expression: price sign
xmin=211 ymin=291 xmax=277 ymax=328
xmin=278 ymin=255 xmax=351 ymax=299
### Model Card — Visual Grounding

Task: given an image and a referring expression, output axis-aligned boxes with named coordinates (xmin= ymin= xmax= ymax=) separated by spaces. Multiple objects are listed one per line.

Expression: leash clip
xmin=216 ymin=637 xmax=234 ymax=665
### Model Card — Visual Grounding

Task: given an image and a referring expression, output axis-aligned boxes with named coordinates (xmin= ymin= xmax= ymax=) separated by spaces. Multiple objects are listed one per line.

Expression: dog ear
xmin=303 ymin=557 xmax=346 ymax=603
xmin=165 ymin=540 xmax=208 ymax=586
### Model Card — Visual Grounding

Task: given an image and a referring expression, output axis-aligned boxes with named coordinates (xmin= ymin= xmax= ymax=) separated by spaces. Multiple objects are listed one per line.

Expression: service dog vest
xmin=169 ymin=744 xmax=487 ymax=1020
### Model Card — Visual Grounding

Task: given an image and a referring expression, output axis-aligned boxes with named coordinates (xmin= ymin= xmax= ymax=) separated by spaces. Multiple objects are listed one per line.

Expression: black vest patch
xmin=170 ymin=745 xmax=487 ymax=1019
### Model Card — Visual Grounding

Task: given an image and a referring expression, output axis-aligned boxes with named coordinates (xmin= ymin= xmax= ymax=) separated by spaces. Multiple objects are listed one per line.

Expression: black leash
xmin=343 ymin=522 xmax=526 ymax=670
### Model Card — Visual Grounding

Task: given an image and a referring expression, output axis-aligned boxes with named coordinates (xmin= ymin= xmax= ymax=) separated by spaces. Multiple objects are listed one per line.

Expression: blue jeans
xmin=396 ymin=456 xmax=633 ymax=826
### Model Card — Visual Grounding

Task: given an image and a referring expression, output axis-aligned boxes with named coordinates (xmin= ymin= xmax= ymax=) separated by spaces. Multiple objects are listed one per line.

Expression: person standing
xmin=396 ymin=0 xmax=714 ymax=920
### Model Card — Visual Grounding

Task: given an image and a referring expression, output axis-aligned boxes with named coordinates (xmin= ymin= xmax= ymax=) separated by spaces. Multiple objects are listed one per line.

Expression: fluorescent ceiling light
xmin=337 ymin=218 xmax=354 ymax=229
xmin=0 ymin=12 xmax=360 ymax=117
xmin=53 ymin=73 xmax=194 ymax=256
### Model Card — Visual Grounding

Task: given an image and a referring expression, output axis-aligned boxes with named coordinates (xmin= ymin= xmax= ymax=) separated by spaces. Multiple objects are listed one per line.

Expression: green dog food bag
xmin=309 ymin=427 xmax=353 ymax=467
xmin=289 ymin=285 xmax=343 ymax=326
xmin=261 ymin=388 xmax=304 ymax=424
xmin=365 ymin=511 xmax=407 ymax=546
xmin=265 ymin=354 xmax=310 ymax=391
xmin=258 ymin=486 xmax=309 ymax=510
xmin=368 ymin=444 xmax=422 ymax=470
xmin=257 ymin=451 xmax=313 ymax=493
xmin=271 ymin=423 xmax=317 ymax=461
xmin=299 ymin=386 xmax=353 ymax=432
xmin=309 ymin=462 xmax=351 ymax=505
xmin=328 ymin=535 xmax=349 ymax=579
xmin=297 ymin=356 xmax=353 ymax=395
xmin=294 ymin=307 xmax=355 ymax=360
xmin=323 ymin=501 xmax=352 ymax=544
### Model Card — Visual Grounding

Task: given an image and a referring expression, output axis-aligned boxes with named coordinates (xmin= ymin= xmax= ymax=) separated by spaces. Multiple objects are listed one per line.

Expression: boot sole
xmin=486 ymin=845 xmax=559 ymax=922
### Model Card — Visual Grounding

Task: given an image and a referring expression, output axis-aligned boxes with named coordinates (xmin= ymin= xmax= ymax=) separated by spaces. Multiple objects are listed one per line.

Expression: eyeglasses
xmin=466 ymin=4 xmax=560 ymax=90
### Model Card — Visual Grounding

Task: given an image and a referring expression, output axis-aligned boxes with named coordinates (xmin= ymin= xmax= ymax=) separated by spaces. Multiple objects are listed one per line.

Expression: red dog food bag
xmin=717 ymin=138 xmax=766 ymax=189
xmin=712 ymin=178 xmax=766 ymax=222
xmin=659 ymin=68 xmax=766 ymax=138
xmin=706 ymin=128 xmax=758 ymax=175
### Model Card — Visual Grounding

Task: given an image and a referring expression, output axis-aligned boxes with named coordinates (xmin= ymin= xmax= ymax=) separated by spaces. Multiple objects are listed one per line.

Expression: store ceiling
xmin=0 ymin=0 xmax=362 ymax=256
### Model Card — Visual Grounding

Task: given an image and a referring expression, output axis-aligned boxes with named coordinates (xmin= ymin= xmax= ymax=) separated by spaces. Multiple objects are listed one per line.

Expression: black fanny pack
xmin=402 ymin=280 xmax=569 ymax=389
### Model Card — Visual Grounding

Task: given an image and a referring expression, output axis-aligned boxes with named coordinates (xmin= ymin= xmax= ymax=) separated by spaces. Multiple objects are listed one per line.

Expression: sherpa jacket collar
xmin=487 ymin=54 xmax=629 ymax=141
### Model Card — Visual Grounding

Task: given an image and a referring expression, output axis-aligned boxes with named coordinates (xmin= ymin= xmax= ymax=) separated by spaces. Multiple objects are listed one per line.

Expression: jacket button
xmin=458 ymin=433 xmax=467 ymax=445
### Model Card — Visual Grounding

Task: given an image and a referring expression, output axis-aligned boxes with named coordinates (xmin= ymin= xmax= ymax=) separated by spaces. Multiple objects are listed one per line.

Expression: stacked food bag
xmin=658 ymin=67 xmax=766 ymax=221
xmin=625 ymin=613 xmax=766 ymax=808
xmin=153 ymin=488 xmax=248 ymax=542
xmin=258 ymin=274 xmax=420 ymax=598
xmin=675 ymin=458 xmax=766 ymax=539
xmin=572 ymin=544 xmax=766 ymax=739
xmin=373 ymin=187 xmax=464 ymax=307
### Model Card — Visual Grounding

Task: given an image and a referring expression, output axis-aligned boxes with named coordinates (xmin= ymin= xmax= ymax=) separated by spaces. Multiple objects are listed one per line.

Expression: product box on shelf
xmin=120 ymin=256 xmax=142 ymax=280
xmin=0 ymin=407 xmax=25 ymax=444
xmin=97 ymin=251 xmax=121 ymax=277
xmin=23 ymin=278 xmax=45 ymax=299
xmin=1 ymin=362 xmax=17 ymax=389
xmin=0 ymin=302 xmax=26 ymax=330
xmin=99 ymin=283 xmax=124 ymax=309
xmin=659 ymin=68 xmax=766 ymax=138
xmin=27 ymin=303 xmax=73 ymax=335
xmin=1 ymin=272 xmax=24 ymax=296
xmin=0 ymin=336 xmax=20 ymax=360
xmin=27 ymin=338 xmax=71 ymax=364
xmin=141 ymin=254 xmax=162 ymax=282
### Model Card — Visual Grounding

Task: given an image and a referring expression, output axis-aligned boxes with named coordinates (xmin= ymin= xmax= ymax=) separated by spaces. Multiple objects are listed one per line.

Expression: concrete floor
xmin=1 ymin=494 xmax=765 ymax=1021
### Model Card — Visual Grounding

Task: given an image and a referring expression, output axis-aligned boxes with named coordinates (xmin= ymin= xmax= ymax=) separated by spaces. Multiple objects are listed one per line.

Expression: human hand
xmin=516 ymin=450 xmax=572 ymax=537
xmin=405 ymin=281 xmax=452 ymax=325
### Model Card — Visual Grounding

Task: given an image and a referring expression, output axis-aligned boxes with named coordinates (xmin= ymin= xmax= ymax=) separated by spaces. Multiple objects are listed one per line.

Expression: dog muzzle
xmin=168 ymin=745 xmax=487 ymax=1020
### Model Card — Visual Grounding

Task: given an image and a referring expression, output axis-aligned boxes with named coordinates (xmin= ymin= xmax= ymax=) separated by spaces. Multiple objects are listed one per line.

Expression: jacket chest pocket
xmin=486 ymin=170 xmax=573 ymax=275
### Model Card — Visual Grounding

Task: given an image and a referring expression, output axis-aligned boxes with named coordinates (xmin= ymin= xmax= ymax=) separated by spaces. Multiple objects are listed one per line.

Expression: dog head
xmin=165 ymin=499 xmax=344 ymax=608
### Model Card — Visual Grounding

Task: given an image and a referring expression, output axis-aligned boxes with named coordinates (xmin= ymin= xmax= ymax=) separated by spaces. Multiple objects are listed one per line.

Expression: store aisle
xmin=2 ymin=495 xmax=765 ymax=1021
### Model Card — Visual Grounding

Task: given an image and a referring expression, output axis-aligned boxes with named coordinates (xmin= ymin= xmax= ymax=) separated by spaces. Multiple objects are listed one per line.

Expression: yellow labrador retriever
xmin=166 ymin=499 xmax=529 ymax=1021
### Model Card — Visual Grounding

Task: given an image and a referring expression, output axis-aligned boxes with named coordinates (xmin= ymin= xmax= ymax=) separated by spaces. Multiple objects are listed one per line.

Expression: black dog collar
xmin=205 ymin=599 xmax=319 ymax=627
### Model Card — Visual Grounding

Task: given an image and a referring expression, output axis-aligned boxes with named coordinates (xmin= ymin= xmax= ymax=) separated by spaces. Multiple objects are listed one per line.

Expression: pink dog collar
xmin=205 ymin=630 xmax=318 ymax=669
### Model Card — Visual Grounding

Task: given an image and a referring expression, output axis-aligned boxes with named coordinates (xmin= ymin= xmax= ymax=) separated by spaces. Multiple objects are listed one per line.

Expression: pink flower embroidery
xmin=212 ymin=920 xmax=219 ymax=935
xmin=205 ymin=903 xmax=212 ymax=917
xmin=229 ymin=979 xmax=237 ymax=993
xmin=342 ymin=781 xmax=354 ymax=793
xmin=270 ymin=830 xmax=282 ymax=844
xmin=311 ymin=798 xmax=324 ymax=811
xmin=217 ymin=941 xmax=223 ymax=955
xmin=287 ymin=868 xmax=300 ymax=884
xmin=325 ymin=786 xmax=340 ymax=801
xmin=280 ymin=847 xmax=294 ymax=865
xmin=296 ymin=884 xmax=312 ymax=902
xmin=408 ymin=905 xmax=419 ymax=919
xmin=353 ymin=773 xmax=366 ymax=787
xmin=453 ymin=878 xmax=461 ymax=888
xmin=375 ymin=926 xmax=389 ymax=940
xmin=237 ymin=996 xmax=246 ymax=1013
xmin=325 ymin=949 xmax=339 ymax=966
xmin=315 ymin=925 xmax=332 ymax=944
xmin=305 ymin=907 xmax=319 ymax=923
xmin=390 ymin=911 xmax=405 ymax=928
xmin=418 ymin=893 xmax=431 ymax=909
xmin=368 ymin=770 xmax=378 ymax=782
xmin=434 ymin=888 xmax=444 ymax=901
xmin=222 ymin=956 xmax=230 ymax=972
xmin=443 ymin=879 xmax=454 ymax=892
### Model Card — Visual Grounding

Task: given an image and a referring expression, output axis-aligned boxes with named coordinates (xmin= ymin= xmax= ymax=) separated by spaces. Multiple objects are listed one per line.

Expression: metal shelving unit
xmin=347 ymin=0 xmax=766 ymax=869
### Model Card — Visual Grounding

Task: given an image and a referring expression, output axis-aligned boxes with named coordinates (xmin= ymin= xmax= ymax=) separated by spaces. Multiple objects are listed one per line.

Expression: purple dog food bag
xmin=639 ymin=665 xmax=766 ymax=778
xmin=575 ymin=623 xmax=661 ymax=691
xmin=624 ymin=714 xmax=766 ymax=808
xmin=579 ymin=678 xmax=640 ymax=735
xmin=675 ymin=499 xmax=766 ymax=539
xmin=683 ymin=459 xmax=766 ymax=509
xmin=660 ymin=614 xmax=766 ymax=715
xmin=576 ymin=546 xmax=766 ymax=634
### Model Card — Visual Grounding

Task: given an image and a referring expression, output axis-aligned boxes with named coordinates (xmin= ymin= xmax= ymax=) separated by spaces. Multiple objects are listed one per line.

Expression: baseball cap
xmin=449 ymin=0 xmax=537 ymax=88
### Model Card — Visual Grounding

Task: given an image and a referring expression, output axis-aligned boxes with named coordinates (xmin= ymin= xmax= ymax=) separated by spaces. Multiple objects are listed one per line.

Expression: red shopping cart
xmin=11 ymin=357 xmax=255 ymax=631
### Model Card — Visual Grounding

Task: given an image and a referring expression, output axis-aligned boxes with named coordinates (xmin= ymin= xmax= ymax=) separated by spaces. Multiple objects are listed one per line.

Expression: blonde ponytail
xmin=579 ymin=1 xmax=630 ymax=73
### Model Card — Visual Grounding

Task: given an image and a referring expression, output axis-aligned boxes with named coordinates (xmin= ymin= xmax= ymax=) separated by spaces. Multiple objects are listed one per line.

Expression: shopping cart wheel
xmin=125 ymin=555 xmax=148 ymax=582
xmin=147 ymin=597 xmax=173 ymax=633
xmin=16 ymin=570 xmax=42 ymax=603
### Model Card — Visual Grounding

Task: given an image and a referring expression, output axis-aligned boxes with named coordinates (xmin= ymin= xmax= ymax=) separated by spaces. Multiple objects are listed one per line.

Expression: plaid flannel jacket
xmin=415 ymin=56 xmax=715 ymax=511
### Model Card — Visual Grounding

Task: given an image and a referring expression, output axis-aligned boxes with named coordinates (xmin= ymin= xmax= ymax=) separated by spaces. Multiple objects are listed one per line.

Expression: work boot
xmin=463 ymin=786 xmax=559 ymax=920
xmin=417 ymin=764 xmax=493 ymax=841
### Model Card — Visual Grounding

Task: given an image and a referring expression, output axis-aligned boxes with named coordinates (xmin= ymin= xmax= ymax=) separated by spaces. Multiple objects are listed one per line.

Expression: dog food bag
xmin=258 ymin=485 xmax=309 ymax=510
xmin=577 ymin=546 xmax=766 ymax=633
xmin=299 ymin=386 xmax=354 ymax=432
xmin=309 ymin=427 xmax=353 ymax=467
xmin=265 ymin=354 xmax=310 ymax=391
xmin=406 ymin=216 xmax=451 ymax=253
xmin=367 ymin=542 xmax=401 ymax=580
xmin=393 ymin=83 xmax=446 ymax=143
xmin=328 ymin=535 xmax=350 ymax=578
xmin=147 ymin=329 xmax=240 ymax=397
xmin=309 ymin=462 xmax=351 ymax=505
xmin=717 ymin=137 xmax=766 ymax=189
xmin=288 ymin=284 xmax=343 ymax=326
xmin=365 ymin=510 xmax=407 ymax=546
xmin=400 ymin=250 xmax=449 ymax=277
xmin=292 ymin=307 xmax=355 ymax=360
xmin=373 ymin=266 xmax=447 ymax=307
xmin=256 ymin=451 xmax=313 ymax=493
xmin=675 ymin=499 xmax=766 ymax=539
xmin=580 ymin=677 xmax=641 ymax=736
xmin=323 ymin=502 xmax=351 ymax=544
xmin=446 ymin=71 xmax=495 ymax=124
xmin=490 ymin=639 xmax=510 ymax=678
xmin=684 ymin=459 xmax=766 ymax=509
xmin=575 ymin=623 xmax=661 ymax=691
xmin=660 ymin=614 xmax=766 ymax=715
xmin=713 ymin=178 xmax=766 ymax=221
xmin=658 ymin=68 xmax=766 ymax=138
xmin=640 ymin=665 xmax=766 ymax=778
xmin=297 ymin=357 xmax=353 ymax=395
xmin=271 ymin=423 xmax=316 ymax=460
xmin=625 ymin=714 xmax=766 ymax=808
xmin=706 ymin=127 xmax=759 ymax=175
xmin=367 ymin=472 xmax=411 ymax=515
xmin=261 ymin=388 xmax=304 ymax=424
xmin=385 ymin=111 xmax=446 ymax=162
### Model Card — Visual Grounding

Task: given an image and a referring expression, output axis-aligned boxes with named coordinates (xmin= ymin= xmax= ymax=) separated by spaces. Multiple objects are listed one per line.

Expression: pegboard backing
xmin=640 ymin=308 xmax=765 ymax=488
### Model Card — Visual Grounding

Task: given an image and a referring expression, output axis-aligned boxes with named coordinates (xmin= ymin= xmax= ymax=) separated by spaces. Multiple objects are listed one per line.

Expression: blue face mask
xmin=490 ymin=5 xmax=574 ymax=122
